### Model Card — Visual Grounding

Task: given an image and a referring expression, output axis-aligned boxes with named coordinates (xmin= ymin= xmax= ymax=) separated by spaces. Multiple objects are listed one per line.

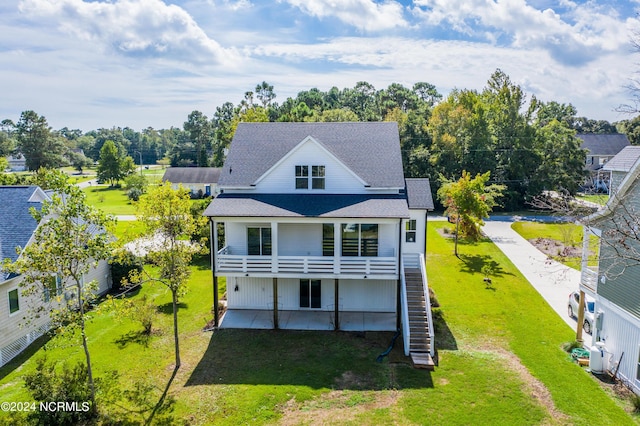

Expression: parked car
xmin=568 ymin=291 xmax=595 ymax=334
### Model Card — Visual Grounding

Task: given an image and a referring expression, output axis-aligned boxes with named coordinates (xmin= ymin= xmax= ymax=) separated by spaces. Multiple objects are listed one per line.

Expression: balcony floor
xmin=219 ymin=309 xmax=396 ymax=331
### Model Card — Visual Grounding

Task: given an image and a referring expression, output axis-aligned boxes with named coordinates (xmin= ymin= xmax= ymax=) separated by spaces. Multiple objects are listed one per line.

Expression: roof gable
xmin=218 ymin=122 xmax=405 ymax=189
xmin=0 ymin=186 xmax=47 ymax=282
xmin=253 ymin=136 xmax=368 ymax=188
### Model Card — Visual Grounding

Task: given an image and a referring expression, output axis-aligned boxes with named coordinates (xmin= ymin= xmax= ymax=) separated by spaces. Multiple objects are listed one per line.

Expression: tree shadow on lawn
xmin=157 ymin=302 xmax=188 ymax=314
xmin=458 ymin=254 xmax=514 ymax=279
xmin=185 ymin=329 xmax=433 ymax=390
xmin=114 ymin=330 xmax=153 ymax=349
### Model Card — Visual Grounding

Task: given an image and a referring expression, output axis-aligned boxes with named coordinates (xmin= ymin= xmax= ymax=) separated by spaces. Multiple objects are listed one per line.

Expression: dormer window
xmin=295 ymin=165 xmax=325 ymax=190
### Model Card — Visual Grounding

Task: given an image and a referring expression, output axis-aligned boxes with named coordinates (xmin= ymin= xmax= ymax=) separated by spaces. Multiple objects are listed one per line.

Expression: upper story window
xmin=295 ymin=165 xmax=325 ymax=190
xmin=248 ymin=227 xmax=272 ymax=256
xmin=44 ymin=275 xmax=63 ymax=303
xmin=341 ymin=223 xmax=378 ymax=257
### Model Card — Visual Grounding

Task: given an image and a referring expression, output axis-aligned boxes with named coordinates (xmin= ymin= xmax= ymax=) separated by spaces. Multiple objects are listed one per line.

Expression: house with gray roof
xmin=204 ymin=122 xmax=435 ymax=368
xmin=577 ymin=134 xmax=631 ymax=192
xmin=162 ymin=167 xmax=221 ymax=197
xmin=578 ymin=152 xmax=640 ymax=391
xmin=0 ymin=186 xmax=111 ymax=367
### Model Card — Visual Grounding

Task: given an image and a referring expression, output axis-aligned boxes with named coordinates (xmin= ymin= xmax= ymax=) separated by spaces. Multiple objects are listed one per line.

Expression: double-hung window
xmin=248 ymin=227 xmax=272 ymax=255
xmin=44 ymin=275 xmax=63 ymax=302
xmin=312 ymin=166 xmax=325 ymax=189
xmin=406 ymin=220 xmax=417 ymax=243
xmin=295 ymin=166 xmax=309 ymax=189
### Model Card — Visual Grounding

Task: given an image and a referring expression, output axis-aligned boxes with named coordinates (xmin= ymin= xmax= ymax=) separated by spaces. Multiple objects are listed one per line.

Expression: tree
xmin=255 ymin=81 xmax=276 ymax=107
xmin=437 ymin=171 xmax=506 ymax=255
xmin=183 ymin=110 xmax=212 ymax=167
xmin=67 ymin=150 xmax=93 ymax=174
xmin=15 ymin=110 xmax=67 ymax=170
xmin=4 ymin=174 xmax=114 ymax=408
xmin=134 ymin=183 xmax=206 ymax=369
xmin=97 ymin=140 xmax=134 ymax=186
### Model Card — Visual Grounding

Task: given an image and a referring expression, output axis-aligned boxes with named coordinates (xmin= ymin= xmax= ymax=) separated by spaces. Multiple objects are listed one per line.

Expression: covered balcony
xmin=213 ymin=220 xmax=401 ymax=279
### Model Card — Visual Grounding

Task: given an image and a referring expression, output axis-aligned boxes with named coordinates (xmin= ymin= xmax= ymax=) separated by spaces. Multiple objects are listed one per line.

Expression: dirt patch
xmin=278 ymin=390 xmax=399 ymax=426
xmin=529 ymin=237 xmax=581 ymax=259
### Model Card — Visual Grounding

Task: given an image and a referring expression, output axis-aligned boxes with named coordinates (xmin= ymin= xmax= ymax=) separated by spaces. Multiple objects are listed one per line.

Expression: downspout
xmin=210 ymin=218 xmax=219 ymax=327
xmin=424 ymin=211 xmax=428 ymax=255
xmin=396 ymin=218 xmax=403 ymax=330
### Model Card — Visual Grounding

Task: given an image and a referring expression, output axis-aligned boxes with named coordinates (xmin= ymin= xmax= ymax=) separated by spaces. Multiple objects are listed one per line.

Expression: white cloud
xmin=281 ymin=0 xmax=408 ymax=32
xmin=411 ymin=0 xmax=636 ymax=66
xmin=18 ymin=0 xmax=238 ymax=65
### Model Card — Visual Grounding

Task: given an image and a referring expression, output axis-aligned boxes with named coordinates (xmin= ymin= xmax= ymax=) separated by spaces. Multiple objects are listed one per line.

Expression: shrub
xmin=110 ymin=251 xmax=143 ymax=293
xmin=23 ymin=357 xmax=98 ymax=424
xmin=127 ymin=187 xmax=143 ymax=201
xmin=124 ymin=174 xmax=148 ymax=193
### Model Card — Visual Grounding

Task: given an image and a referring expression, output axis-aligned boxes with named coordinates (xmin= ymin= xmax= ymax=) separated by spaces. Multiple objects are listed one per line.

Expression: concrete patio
xmin=219 ymin=309 xmax=396 ymax=332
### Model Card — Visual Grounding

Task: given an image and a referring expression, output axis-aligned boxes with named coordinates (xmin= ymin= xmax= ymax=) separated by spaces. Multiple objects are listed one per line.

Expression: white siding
xmin=279 ymin=224 xmax=322 ymax=256
xmin=226 ymin=277 xmax=274 ymax=309
xmin=84 ymin=259 xmax=111 ymax=295
xmin=340 ymin=279 xmax=396 ymax=312
xmin=253 ymin=139 xmax=369 ymax=194
xmin=596 ymin=298 xmax=640 ymax=394
xmin=0 ymin=277 xmax=51 ymax=365
xmin=401 ymin=210 xmax=426 ymax=255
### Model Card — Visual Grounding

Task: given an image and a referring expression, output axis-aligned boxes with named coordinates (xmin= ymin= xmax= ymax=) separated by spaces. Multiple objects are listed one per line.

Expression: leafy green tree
xmin=134 ymin=183 xmax=206 ymax=369
xmin=438 ymin=171 xmax=505 ymax=254
xmin=184 ymin=110 xmax=212 ymax=167
xmin=67 ymin=150 xmax=93 ymax=174
xmin=5 ymin=177 xmax=115 ymax=407
xmin=212 ymin=102 xmax=237 ymax=166
xmin=97 ymin=140 xmax=134 ymax=186
xmin=15 ymin=110 xmax=67 ymax=170
xmin=255 ymin=81 xmax=276 ymax=107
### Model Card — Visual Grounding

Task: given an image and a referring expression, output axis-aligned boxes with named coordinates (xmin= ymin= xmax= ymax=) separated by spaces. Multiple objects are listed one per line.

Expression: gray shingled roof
xmin=405 ymin=178 xmax=434 ymax=210
xmin=204 ymin=193 xmax=410 ymax=218
xmin=219 ymin=122 xmax=405 ymax=188
xmin=162 ymin=167 xmax=221 ymax=184
xmin=0 ymin=186 xmax=45 ymax=282
xmin=602 ymin=146 xmax=640 ymax=172
xmin=577 ymin=134 xmax=630 ymax=156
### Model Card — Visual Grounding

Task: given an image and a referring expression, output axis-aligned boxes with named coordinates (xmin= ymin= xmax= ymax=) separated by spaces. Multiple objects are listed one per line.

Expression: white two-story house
xmin=204 ymin=122 xmax=435 ymax=367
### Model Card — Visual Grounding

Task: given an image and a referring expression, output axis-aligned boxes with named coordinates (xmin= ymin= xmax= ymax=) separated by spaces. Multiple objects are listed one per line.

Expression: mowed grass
xmin=82 ymin=186 xmax=140 ymax=215
xmin=0 ymin=225 xmax=636 ymax=424
xmin=511 ymin=221 xmax=599 ymax=269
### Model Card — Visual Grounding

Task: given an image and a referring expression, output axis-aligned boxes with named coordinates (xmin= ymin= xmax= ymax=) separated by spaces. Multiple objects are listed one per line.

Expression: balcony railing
xmin=580 ymin=267 xmax=598 ymax=293
xmin=216 ymin=246 xmax=397 ymax=276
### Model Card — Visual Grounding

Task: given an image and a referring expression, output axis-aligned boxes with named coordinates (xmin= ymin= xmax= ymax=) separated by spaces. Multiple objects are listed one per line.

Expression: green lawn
xmin=511 ymin=221 xmax=599 ymax=269
xmin=577 ymin=194 xmax=609 ymax=206
xmin=82 ymin=186 xmax=140 ymax=215
xmin=0 ymin=225 xmax=635 ymax=424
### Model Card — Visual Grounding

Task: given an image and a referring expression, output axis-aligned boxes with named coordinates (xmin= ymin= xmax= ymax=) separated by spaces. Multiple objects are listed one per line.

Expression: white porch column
xmin=271 ymin=221 xmax=279 ymax=273
xmin=212 ymin=220 xmax=218 ymax=272
xmin=581 ymin=226 xmax=590 ymax=273
xmin=334 ymin=222 xmax=341 ymax=274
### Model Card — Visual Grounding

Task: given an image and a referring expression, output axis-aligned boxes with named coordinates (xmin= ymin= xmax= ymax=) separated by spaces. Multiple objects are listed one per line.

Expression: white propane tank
xmin=589 ymin=342 xmax=606 ymax=373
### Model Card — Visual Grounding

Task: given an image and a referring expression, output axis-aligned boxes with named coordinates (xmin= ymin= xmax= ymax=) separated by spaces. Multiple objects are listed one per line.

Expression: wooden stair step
xmin=410 ymin=352 xmax=435 ymax=370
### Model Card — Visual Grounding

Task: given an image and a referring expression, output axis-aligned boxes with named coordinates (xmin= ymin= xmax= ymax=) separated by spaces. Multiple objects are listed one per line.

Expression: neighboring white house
xmin=204 ymin=122 xmax=435 ymax=368
xmin=0 ymin=186 xmax=111 ymax=367
xmin=577 ymin=134 xmax=631 ymax=192
xmin=7 ymin=154 xmax=26 ymax=172
xmin=162 ymin=167 xmax=221 ymax=197
xmin=578 ymin=150 xmax=640 ymax=392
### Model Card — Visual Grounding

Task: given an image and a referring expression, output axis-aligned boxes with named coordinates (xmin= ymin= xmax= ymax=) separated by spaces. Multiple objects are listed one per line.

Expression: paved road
xmin=481 ymin=220 xmax=582 ymax=333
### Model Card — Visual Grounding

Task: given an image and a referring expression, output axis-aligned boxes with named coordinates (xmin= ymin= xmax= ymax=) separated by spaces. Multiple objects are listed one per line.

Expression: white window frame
xmin=406 ymin=219 xmax=417 ymax=243
xmin=295 ymin=165 xmax=325 ymax=190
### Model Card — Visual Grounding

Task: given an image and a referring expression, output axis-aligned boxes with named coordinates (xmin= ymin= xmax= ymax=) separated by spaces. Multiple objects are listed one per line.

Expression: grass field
xmin=0 ymin=224 xmax=636 ymax=424
xmin=511 ymin=221 xmax=599 ymax=269
xmin=82 ymin=186 xmax=139 ymax=215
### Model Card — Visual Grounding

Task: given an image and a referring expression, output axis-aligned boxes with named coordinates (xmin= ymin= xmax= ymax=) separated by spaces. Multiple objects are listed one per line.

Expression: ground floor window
xmin=8 ymin=288 xmax=19 ymax=314
xmin=300 ymin=279 xmax=321 ymax=309
xmin=44 ymin=275 xmax=63 ymax=303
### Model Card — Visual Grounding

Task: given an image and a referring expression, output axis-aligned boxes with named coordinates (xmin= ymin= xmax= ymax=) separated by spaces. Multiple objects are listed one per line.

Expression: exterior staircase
xmin=404 ymin=266 xmax=435 ymax=370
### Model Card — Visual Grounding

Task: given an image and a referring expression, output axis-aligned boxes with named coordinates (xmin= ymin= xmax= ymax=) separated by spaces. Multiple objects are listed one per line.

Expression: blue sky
xmin=1 ymin=0 xmax=639 ymax=130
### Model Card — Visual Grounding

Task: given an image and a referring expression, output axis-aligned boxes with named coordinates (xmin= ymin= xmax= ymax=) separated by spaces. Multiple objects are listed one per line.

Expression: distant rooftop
xmin=162 ymin=167 xmax=221 ymax=184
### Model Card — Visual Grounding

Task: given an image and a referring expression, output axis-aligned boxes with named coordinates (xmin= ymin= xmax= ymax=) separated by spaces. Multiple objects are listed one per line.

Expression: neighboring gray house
xmin=0 ymin=186 xmax=111 ymax=367
xmin=578 ymin=152 xmax=640 ymax=392
xmin=162 ymin=167 xmax=221 ymax=197
xmin=204 ymin=122 xmax=436 ymax=368
xmin=601 ymin=146 xmax=640 ymax=195
xmin=577 ymin=134 xmax=631 ymax=191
